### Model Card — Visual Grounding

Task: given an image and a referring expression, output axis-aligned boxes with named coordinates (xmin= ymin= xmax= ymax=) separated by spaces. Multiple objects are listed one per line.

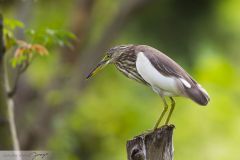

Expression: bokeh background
xmin=1 ymin=0 xmax=240 ymax=159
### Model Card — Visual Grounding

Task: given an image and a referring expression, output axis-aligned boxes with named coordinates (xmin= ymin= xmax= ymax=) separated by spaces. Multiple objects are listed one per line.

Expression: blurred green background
xmin=1 ymin=0 xmax=240 ymax=159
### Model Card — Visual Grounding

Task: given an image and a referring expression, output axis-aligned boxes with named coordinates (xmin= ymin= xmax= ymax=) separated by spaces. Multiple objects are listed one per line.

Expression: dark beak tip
xmin=86 ymin=74 xmax=91 ymax=80
xmin=85 ymin=59 xmax=108 ymax=80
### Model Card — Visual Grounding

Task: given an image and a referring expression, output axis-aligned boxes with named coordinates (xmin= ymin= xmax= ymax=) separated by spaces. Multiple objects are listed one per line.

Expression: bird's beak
xmin=86 ymin=55 xmax=110 ymax=79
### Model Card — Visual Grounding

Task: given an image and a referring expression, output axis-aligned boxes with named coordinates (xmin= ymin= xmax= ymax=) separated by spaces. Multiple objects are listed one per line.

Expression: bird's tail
xmin=185 ymin=83 xmax=210 ymax=106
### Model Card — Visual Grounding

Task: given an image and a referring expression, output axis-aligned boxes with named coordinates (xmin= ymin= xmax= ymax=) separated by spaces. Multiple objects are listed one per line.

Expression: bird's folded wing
xmin=137 ymin=45 xmax=194 ymax=85
xmin=136 ymin=45 xmax=210 ymax=105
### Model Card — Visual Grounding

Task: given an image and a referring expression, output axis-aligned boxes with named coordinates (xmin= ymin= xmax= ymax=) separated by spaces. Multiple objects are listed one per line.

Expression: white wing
xmin=136 ymin=52 xmax=180 ymax=96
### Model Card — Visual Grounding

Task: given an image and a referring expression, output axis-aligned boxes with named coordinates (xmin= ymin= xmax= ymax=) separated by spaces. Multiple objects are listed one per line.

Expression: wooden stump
xmin=126 ymin=125 xmax=175 ymax=160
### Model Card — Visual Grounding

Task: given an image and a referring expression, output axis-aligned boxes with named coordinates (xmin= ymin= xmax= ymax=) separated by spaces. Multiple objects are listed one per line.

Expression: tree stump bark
xmin=126 ymin=125 xmax=175 ymax=160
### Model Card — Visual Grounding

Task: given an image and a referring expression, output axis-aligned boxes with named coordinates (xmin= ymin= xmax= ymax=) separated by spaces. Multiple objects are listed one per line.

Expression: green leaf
xmin=25 ymin=28 xmax=76 ymax=48
xmin=4 ymin=18 xmax=25 ymax=30
xmin=3 ymin=28 xmax=17 ymax=49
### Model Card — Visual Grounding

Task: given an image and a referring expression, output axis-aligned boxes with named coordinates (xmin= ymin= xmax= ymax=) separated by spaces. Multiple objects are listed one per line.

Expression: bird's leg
xmin=165 ymin=97 xmax=175 ymax=125
xmin=154 ymin=97 xmax=168 ymax=130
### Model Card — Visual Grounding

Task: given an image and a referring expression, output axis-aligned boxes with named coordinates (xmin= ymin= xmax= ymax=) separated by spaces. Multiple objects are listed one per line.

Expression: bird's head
xmin=86 ymin=44 xmax=133 ymax=79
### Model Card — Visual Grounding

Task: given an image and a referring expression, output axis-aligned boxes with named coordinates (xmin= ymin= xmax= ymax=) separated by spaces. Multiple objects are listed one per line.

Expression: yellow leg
xmin=154 ymin=97 xmax=168 ymax=130
xmin=165 ymin=97 xmax=175 ymax=125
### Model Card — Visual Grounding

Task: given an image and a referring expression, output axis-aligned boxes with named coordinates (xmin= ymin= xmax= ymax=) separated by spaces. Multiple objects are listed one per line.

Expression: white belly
xmin=136 ymin=52 xmax=180 ymax=96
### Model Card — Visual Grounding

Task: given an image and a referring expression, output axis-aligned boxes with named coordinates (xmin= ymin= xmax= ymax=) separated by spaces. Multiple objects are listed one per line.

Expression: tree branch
xmin=60 ymin=0 xmax=96 ymax=64
xmin=4 ymin=64 xmax=21 ymax=151
xmin=0 ymin=14 xmax=21 ymax=158
xmin=0 ymin=13 xmax=12 ymax=150
xmin=8 ymin=63 xmax=29 ymax=98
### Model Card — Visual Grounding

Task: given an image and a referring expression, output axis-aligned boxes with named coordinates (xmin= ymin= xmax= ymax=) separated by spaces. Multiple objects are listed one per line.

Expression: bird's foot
xmin=153 ymin=124 xmax=175 ymax=131
xmin=142 ymin=124 xmax=175 ymax=135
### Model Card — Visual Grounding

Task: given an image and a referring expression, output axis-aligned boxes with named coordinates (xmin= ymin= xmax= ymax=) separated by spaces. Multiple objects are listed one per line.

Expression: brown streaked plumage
xmin=86 ymin=44 xmax=210 ymax=129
